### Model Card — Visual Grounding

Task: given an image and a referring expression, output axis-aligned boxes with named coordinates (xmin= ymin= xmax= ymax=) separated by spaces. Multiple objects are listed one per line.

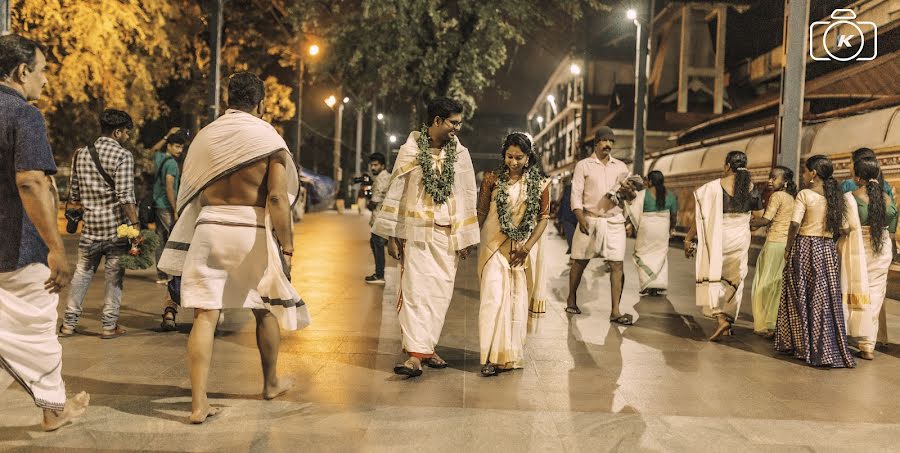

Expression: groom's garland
xmin=416 ymin=125 xmax=457 ymax=205
xmin=496 ymin=164 xmax=544 ymax=242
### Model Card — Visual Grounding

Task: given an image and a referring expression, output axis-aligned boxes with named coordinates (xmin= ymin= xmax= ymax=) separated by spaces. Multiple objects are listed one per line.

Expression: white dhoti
xmin=181 ymin=205 xmax=309 ymax=330
xmin=633 ymin=212 xmax=671 ymax=291
xmin=570 ymin=214 xmax=626 ymax=261
xmin=699 ymin=214 xmax=751 ymax=319
xmin=0 ymin=264 xmax=66 ymax=410
xmin=398 ymin=228 xmax=458 ymax=358
xmin=478 ymin=251 xmax=528 ymax=367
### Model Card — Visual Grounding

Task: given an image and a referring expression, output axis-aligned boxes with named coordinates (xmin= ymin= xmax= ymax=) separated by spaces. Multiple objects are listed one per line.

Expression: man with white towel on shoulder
xmin=158 ymin=72 xmax=308 ymax=424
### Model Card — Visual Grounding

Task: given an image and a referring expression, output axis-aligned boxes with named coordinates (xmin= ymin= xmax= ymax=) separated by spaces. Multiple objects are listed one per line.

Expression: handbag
xmin=64 ymin=143 xmax=117 ymax=234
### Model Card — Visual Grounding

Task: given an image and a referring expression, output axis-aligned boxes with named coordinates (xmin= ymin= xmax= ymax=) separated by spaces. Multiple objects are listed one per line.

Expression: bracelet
xmin=281 ymin=250 xmax=293 ymax=256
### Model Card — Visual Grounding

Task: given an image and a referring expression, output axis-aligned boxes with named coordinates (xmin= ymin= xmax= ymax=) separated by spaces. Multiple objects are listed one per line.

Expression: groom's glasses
xmin=444 ymin=119 xmax=463 ymax=129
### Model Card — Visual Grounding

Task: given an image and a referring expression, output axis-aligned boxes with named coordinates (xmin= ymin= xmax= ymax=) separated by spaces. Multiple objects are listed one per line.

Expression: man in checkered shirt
xmin=60 ymin=109 xmax=139 ymax=340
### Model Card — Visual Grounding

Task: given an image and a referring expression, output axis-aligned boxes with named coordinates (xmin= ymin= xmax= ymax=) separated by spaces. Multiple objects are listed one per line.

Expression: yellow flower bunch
xmin=117 ymin=224 xmax=141 ymax=239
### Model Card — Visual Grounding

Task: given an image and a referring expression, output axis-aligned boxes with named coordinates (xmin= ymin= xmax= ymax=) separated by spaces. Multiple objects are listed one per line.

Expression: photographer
xmin=364 ymin=153 xmax=391 ymax=284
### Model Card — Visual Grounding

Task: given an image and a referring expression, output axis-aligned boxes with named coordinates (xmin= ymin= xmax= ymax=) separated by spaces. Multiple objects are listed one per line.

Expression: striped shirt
xmin=70 ymin=137 xmax=136 ymax=241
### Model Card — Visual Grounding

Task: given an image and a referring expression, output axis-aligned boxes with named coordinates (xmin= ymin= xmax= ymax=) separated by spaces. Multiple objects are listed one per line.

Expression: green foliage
xmin=119 ymin=229 xmax=161 ymax=270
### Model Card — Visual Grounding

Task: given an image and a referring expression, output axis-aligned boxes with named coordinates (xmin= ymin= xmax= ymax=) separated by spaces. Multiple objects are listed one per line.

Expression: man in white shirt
xmin=566 ymin=127 xmax=638 ymax=325
xmin=365 ymin=152 xmax=391 ymax=284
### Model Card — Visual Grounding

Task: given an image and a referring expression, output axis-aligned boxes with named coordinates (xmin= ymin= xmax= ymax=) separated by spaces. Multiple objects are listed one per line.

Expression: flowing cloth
xmin=629 ymin=189 xmax=671 ymax=291
xmin=375 ymin=131 xmax=479 ymax=358
xmin=776 ymin=236 xmax=855 ymax=368
xmin=693 ymin=180 xmax=751 ymax=320
xmin=372 ymin=131 xmax=479 ymax=250
xmin=478 ymin=178 xmax=550 ymax=366
xmin=750 ymin=241 xmax=786 ymax=333
xmin=157 ymin=109 xmax=305 ymax=331
xmin=0 ymin=264 xmax=66 ymax=410
xmin=570 ymin=214 xmax=627 ymax=261
xmin=840 ymin=194 xmax=892 ymax=353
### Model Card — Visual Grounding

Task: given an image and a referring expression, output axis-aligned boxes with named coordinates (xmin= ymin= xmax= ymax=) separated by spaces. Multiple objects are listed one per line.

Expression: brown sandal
xmin=101 ymin=325 xmax=126 ymax=340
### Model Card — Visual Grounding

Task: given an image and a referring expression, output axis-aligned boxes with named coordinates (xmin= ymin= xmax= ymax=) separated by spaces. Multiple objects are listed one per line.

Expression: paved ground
xmin=2 ymin=211 xmax=900 ymax=452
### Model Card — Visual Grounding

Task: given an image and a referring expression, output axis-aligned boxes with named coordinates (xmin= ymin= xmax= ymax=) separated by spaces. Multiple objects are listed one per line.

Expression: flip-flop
xmin=423 ymin=358 xmax=448 ymax=369
xmin=480 ymin=364 xmax=500 ymax=377
xmin=393 ymin=365 xmax=423 ymax=377
xmin=609 ymin=314 xmax=633 ymax=326
xmin=565 ymin=306 xmax=582 ymax=315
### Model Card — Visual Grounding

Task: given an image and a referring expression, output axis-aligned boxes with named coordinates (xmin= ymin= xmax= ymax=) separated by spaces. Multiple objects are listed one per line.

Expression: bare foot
xmin=189 ymin=405 xmax=222 ymax=424
xmin=42 ymin=391 xmax=90 ymax=432
xmin=263 ymin=377 xmax=294 ymax=400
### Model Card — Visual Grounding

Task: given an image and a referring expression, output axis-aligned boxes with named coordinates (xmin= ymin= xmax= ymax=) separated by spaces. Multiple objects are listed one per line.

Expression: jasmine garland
xmin=416 ymin=125 xmax=458 ymax=205
xmin=496 ymin=164 xmax=544 ymax=243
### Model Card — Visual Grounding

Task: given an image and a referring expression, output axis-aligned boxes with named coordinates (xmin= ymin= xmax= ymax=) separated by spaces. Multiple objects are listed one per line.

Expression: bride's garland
xmin=416 ymin=125 xmax=457 ymax=205
xmin=496 ymin=164 xmax=544 ymax=242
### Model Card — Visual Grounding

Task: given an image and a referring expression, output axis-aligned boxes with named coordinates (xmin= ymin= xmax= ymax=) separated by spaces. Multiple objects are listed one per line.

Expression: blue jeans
xmin=154 ymin=208 xmax=174 ymax=279
xmin=370 ymin=234 xmax=387 ymax=277
xmin=63 ymin=238 xmax=128 ymax=330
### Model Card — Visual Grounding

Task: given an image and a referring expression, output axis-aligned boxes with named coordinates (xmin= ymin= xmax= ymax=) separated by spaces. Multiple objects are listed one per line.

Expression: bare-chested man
xmin=158 ymin=72 xmax=303 ymax=423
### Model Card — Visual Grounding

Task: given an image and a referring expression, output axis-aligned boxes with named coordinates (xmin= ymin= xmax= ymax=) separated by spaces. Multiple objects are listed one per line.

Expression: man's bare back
xmin=200 ymin=157 xmax=271 ymax=207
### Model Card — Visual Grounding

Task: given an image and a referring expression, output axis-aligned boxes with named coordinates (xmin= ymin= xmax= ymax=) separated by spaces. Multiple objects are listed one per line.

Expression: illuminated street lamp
xmin=343 ymin=96 xmax=350 ymax=104
xmin=626 ymin=8 xmax=638 ymax=21
xmin=628 ymin=5 xmax=650 ymax=175
xmin=569 ymin=63 xmax=581 ymax=75
xmin=536 ymin=116 xmax=544 ymax=125
xmin=325 ymin=94 xmax=345 ymax=184
xmin=308 ymin=44 xmax=320 ymax=56
xmin=295 ymin=42 xmax=323 ymax=164
xmin=389 ymin=135 xmax=397 ymax=144
xmin=324 ymin=95 xmax=337 ymax=108
xmin=377 ymin=113 xmax=384 ymax=121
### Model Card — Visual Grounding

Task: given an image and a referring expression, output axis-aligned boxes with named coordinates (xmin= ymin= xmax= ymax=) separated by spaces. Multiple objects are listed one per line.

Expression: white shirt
xmin=571 ymin=154 xmax=630 ymax=217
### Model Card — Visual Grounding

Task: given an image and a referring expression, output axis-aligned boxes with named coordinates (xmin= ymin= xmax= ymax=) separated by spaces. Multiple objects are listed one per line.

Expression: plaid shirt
xmin=70 ymin=137 xmax=136 ymax=241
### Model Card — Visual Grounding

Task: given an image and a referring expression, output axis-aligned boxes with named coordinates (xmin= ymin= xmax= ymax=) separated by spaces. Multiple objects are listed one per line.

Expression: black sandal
xmin=423 ymin=357 xmax=448 ymax=369
xmin=565 ymin=306 xmax=582 ymax=315
xmin=610 ymin=314 xmax=634 ymax=326
xmin=393 ymin=364 xmax=423 ymax=377
xmin=160 ymin=308 xmax=177 ymax=331
xmin=481 ymin=364 xmax=500 ymax=377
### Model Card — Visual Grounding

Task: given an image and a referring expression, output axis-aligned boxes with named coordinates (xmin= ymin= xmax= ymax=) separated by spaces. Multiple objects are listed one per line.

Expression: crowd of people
xmin=1 ymin=30 xmax=898 ymax=433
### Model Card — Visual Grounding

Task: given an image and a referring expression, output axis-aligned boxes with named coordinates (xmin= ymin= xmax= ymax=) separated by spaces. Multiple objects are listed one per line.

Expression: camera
xmin=65 ymin=208 xmax=84 ymax=234
xmin=810 ymin=9 xmax=877 ymax=62
xmin=352 ymin=174 xmax=374 ymax=199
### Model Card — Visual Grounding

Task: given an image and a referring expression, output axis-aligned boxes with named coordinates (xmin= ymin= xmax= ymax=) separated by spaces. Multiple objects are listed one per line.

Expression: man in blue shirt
xmin=0 ymin=34 xmax=89 ymax=431
xmin=151 ymin=129 xmax=186 ymax=282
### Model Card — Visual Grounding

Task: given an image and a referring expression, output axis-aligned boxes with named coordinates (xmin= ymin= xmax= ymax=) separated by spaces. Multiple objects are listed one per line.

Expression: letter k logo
xmin=837 ymin=34 xmax=853 ymax=48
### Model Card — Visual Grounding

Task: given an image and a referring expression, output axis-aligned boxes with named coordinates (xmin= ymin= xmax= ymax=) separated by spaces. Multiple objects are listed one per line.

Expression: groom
xmin=372 ymin=96 xmax=479 ymax=377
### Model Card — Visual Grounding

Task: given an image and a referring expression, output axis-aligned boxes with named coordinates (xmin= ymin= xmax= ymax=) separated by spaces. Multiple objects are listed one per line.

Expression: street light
xmin=536 ymin=116 xmax=544 ymax=125
xmin=628 ymin=4 xmax=650 ymax=176
xmin=389 ymin=135 xmax=397 ymax=144
xmin=308 ymin=44 xmax=320 ymax=56
xmin=325 ymin=94 xmax=344 ymax=185
xmin=324 ymin=95 xmax=336 ymax=108
xmin=377 ymin=113 xmax=384 ymax=121
xmin=294 ymin=42 xmax=323 ymax=166
xmin=343 ymin=96 xmax=350 ymax=104
xmin=569 ymin=63 xmax=581 ymax=75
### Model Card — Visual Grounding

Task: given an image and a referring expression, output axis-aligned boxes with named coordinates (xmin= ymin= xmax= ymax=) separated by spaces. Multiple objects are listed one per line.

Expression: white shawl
xmin=694 ymin=179 xmax=725 ymax=309
xmin=157 ymin=110 xmax=305 ymax=330
xmin=372 ymin=131 xmax=479 ymax=251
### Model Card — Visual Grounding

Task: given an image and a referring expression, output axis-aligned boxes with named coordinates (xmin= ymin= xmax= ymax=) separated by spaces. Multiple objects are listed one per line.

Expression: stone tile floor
xmin=2 ymin=211 xmax=899 ymax=452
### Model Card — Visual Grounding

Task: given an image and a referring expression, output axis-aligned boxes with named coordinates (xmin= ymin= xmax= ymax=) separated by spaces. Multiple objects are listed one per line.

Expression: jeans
xmin=63 ymin=238 xmax=128 ymax=330
xmin=154 ymin=208 xmax=174 ymax=279
xmin=370 ymin=233 xmax=387 ymax=277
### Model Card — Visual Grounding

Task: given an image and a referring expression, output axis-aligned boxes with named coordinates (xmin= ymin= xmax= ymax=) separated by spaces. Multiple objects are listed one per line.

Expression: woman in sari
xmin=629 ymin=170 xmax=677 ymax=296
xmin=477 ymin=132 xmax=550 ymax=377
xmin=749 ymin=166 xmax=797 ymax=338
xmin=841 ymin=157 xmax=897 ymax=361
xmin=684 ymin=151 xmax=762 ymax=341
xmin=775 ymin=155 xmax=855 ymax=368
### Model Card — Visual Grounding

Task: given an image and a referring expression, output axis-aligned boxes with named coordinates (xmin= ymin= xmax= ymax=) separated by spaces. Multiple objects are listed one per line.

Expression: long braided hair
xmin=854 ymin=157 xmax=887 ymax=253
xmin=647 ymin=170 xmax=667 ymax=210
xmin=805 ymin=155 xmax=845 ymax=238
xmin=725 ymin=151 xmax=751 ymax=209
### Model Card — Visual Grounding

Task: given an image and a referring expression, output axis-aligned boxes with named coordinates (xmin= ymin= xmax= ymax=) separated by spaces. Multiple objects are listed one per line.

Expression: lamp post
xmin=1 ymin=0 xmax=10 ymax=34
xmin=629 ymin=2 xmax=653 ymax=176
xmin=294 ymin=43 xmax=320 ymax=166
xmin=325 ymin=95 xmax=347 ymax=185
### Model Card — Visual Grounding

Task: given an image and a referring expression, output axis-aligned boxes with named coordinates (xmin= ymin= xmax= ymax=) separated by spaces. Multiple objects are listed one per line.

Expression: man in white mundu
xmin=158 ymin=73 xmax=307 ymax=423
xmin=372 ymin=97 xmax=479 ymax=377
xmin=566 ymin=127 xmax=639 ymax=325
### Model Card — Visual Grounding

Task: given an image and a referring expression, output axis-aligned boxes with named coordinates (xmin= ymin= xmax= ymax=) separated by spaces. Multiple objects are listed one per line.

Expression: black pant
xmin=370 ymin=233 xmax=387 ymax=277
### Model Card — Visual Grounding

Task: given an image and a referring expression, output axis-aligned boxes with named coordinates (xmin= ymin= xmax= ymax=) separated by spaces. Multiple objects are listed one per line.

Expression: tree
xmin=316 ymin=0 xmax=608 ymax=127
